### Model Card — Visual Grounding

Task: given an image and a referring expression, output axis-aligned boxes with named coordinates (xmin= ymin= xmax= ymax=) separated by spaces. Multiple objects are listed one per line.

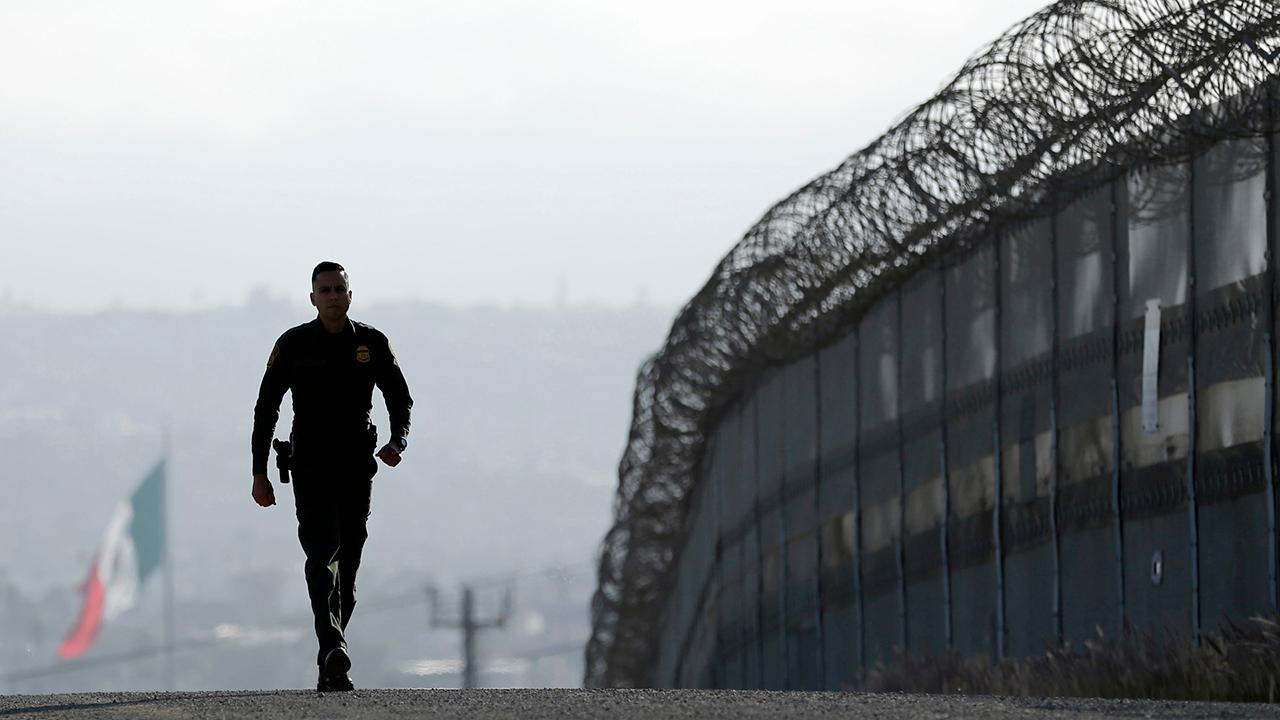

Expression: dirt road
xmin=3 ymin=689 xmax=1279 ymax=719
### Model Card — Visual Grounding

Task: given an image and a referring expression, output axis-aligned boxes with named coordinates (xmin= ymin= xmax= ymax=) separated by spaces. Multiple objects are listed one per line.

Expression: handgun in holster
xmin=272 ymin=438 xmax=292 ymax=484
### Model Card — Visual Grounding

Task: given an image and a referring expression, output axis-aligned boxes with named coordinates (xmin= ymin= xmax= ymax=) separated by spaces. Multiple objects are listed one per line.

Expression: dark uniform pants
xmin=291 ymin=446 xmax=377 ymax=666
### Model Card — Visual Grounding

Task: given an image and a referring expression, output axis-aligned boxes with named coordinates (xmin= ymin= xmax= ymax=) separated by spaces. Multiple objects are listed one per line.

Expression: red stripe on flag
xmin=58 ymin=557 xmax=106 ymax=660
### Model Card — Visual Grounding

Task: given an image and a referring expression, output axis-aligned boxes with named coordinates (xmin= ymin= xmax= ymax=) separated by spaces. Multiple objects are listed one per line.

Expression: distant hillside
xmin=0 ymin=299 xmax=671 ymax=689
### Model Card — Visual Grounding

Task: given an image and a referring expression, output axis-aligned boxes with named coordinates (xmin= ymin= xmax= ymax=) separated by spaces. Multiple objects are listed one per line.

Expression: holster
xmin=272 ymin=438 xmax=293 ymax=484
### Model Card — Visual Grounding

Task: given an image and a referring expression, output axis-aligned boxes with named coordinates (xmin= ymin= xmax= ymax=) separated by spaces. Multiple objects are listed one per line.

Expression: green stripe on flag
xmin=129 ymin=461 xmax=166 ymax=583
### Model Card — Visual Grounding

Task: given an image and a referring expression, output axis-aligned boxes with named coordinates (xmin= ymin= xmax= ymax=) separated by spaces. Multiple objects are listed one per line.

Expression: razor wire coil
xmin=586 ymin=0 xmax=1280 ymax=688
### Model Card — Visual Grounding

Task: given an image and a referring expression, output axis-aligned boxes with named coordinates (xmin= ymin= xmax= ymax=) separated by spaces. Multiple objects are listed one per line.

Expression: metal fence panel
xmin=702 ymin=483 xmax=721 ymax=688
xmin=741 ymin=390 xmax=764 ymax=688
xmin=817 ymin=332 xmax=861 ymax=688
xmin=702 ymin=461 xmax=719 ymax=686
xmin=1055 ymin=184 xmax=1122 ymax=647
xmin=859 ymin=292 xmax=903 ymax=663
xmin=901 ymin=268 xmax=947 ymax=656
xmin=783 ymin=356 xmax=823 ymax=688
xmin=818 ymin=506 xmax=857 ymax=687
xmin=694 ymin=477 xmax=717 ymax=687
xmin=676 ymin=466 xmax=706 ymax=687
xmin=666 ymin=469 xmax=698 ymax=686
xmin=998 ymin=218 xmax=1058 ymax=658
xmin=658 ymin=581 xmax=680 ymax=686
xmin=657 ymin=558 xmax=681 ymax=686
xmin=715 ymin=405 xmax=745 ymax=688
xmin=585 ymin=6 xmax=1280 ymax=689
xmin=819 ymin=332 xmax=860 ymax=520
xmin=755 ymin=369 xmax=789 ymax=688
xmin=1274 ymin=127 xmax=1280 ymax=623
xmin=686 ymin=446 xmax=710 ymax=687
xmin=945 ymin=241 xmax=1000 ymax=658
xmin=1117 ymin=161 xmax=1193 ymax=636
xmin=652 ymin=125 xmax=1280 ymax=687
xmin=1193 ymin=136 xmax=1270 ymax=632
xmin=677 ymin=468 xmax=710 ymax=687
xmin=704 ymin=479 xmax=721 ymax=686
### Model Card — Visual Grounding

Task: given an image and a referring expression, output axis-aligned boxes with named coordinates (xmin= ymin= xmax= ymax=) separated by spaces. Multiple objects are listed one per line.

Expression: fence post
xmin=896 ymin=293 xmax=909 ymax=653
xmin=778 ymin=374 xmax=791 ymax=689
xmin=1265 ymin=118 xmax=1278 ymax=612
xmin=940 ymin=262 xmax=953 ymax=650
xmin=813 ymin=354 xmax=827 ymax=685
xmin=1110 ymin=177 xmax=1127 ymax=629
xmin=752 ymin=389 xmax=767 ymax=686
xmin=853 ymin=329 xmax=866 ymax=674
xmin=1049 ymin=206 xmax=1064 ymax=647
xmin=994 ymin=233 xmax=1007 ymax=660
xmin=1187 ymin=151 xmax=1202 ymax=645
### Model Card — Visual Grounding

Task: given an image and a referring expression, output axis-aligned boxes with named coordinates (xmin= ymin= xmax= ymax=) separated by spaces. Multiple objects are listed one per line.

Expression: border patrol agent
xmin=250 ymin=261 xmax=413 ymax=692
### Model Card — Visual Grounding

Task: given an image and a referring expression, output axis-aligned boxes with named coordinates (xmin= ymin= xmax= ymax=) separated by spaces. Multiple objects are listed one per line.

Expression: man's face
xmin=310 ymin=271 xmax=352 ymax=322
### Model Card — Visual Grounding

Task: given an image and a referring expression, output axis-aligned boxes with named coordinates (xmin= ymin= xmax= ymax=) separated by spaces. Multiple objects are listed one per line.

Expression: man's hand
xmin=376 ymin=443 xmax=402 ymax=467
xmin=252 ymin=473 xmax=276 ymax=507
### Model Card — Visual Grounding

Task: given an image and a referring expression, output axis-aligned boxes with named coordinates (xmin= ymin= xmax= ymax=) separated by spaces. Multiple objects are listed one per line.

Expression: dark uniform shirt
xmin=252 ymin=318 xmax=412 ymax=474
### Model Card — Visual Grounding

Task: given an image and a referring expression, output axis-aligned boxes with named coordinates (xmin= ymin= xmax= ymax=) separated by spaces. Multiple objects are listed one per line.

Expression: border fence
xmin=586 ymin=0 xmax=1280 ymax=689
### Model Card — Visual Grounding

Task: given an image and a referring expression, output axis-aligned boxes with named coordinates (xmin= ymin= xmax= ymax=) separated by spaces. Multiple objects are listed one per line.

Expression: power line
xmin=1 ymin=558 xmax=594 ymax=686
xmin=0 ymin=592 xmax=423 ymax=686
xmin=0 ymin=637 xmax=220 ymax=684
xmin=464 ymin=558 xmax=596 ymax=589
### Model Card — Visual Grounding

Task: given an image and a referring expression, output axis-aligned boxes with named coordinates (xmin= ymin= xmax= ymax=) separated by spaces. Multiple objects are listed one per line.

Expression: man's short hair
xmin=311 ymin=261 xmax=348 ymax=284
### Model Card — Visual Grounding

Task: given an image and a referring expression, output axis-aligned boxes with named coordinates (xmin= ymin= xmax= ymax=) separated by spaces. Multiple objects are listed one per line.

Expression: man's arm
xmin=374 ymin=334 xmax=412 ymax=466
xmin=251 ymin=338 xmax=290 ymax=505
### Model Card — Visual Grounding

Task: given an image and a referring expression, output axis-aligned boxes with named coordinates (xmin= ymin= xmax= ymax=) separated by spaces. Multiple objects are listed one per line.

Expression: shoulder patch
xmin=266 ymin=343 xmax=280 ymax=368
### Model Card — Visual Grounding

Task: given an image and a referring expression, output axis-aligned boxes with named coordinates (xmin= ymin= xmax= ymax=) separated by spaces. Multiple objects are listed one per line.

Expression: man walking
xmin=250 ymin=261 xmax=413 ymax=691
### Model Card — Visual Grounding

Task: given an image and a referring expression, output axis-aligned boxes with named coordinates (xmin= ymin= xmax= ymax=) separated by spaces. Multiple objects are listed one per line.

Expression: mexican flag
xmin=58 ymin=461 xmax=166 ymax=660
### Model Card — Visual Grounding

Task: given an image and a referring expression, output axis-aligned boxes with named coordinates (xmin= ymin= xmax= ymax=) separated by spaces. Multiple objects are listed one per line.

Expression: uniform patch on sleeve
xmin=267 ymin=344 xmax=280 ymax=368
xmin=356 ymin=344 xmax=371 ymax=363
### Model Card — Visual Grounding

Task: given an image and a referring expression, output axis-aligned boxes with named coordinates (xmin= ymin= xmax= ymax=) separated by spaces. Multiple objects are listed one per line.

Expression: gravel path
xmin=2 ymin=689 xmax=1279 ymax=719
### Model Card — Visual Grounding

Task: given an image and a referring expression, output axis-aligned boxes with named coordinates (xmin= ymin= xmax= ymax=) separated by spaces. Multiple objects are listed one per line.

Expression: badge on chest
xmin=355 ymin=344 xmax=371 ymax=364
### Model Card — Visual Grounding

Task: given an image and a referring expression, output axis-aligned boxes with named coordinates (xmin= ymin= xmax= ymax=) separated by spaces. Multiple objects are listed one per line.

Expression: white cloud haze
xmin=1 ymin=0 xmax=1049 ymax=312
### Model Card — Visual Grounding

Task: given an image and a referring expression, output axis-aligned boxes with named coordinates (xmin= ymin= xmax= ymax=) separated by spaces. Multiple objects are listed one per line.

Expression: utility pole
xmin=427 ymin=584 xmax=513 ymax=689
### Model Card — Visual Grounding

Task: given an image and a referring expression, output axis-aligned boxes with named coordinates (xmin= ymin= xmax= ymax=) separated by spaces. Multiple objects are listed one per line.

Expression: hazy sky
xmin=1 ymin=0 xmax=1049 ymax=313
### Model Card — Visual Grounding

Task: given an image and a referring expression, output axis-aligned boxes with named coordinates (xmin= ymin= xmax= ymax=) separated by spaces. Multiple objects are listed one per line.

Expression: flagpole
xmin=162 ymin=431 xmax=175 ymax=692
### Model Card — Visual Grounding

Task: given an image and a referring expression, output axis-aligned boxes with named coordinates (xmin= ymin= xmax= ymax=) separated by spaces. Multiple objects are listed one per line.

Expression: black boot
xmin=317 ymin=647 xmax=355 ymax=692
